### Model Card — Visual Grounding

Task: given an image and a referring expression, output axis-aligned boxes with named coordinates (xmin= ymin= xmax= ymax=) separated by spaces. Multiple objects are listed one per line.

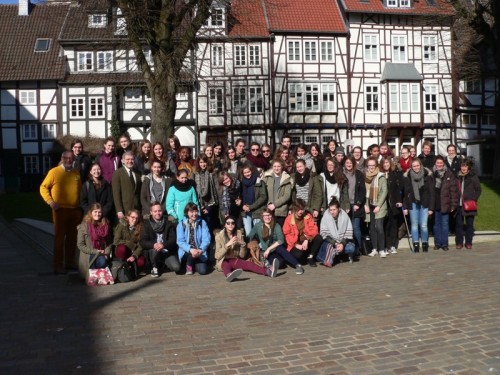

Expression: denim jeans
xmin=455 ymin=208 xmax=475 ymax=245
xmin=242 ymin=214 xmax=260 ymax=237
xmin=90 ymin=254 xmax=107 ymax=269
xmin=433 ymin=210 xmax=450 ymax=247
xmin=183 ymin=253 xmax=208 ymax=275
xmin=349 ymin=205 xmax=363 ymax=252
xmin=317 ymin=241 xmax=357 ymax=264
xmin=409 ymin=202 xmax=429 ymax=243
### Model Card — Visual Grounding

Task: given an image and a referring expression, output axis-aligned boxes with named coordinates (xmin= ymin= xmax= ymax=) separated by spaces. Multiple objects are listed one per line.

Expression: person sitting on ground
xmin=140 ymin=202 xmax=180 ymax=278
xmin=77 ymin=203 xmax=112 ymax=279
xmin=247 ymin=209 xmax=305 ymax=275
xmin=113 ymin=209 xmax=146 ymax=272
xmin=282 ymin=198 xmax=323 ymax=267
xmin=215 ymin=216 xmax=277 ymax=282
xmin=318 ymin=198 xmax=356 ymax=267
xmin=176 ymin=202 xmax=210 ymax=275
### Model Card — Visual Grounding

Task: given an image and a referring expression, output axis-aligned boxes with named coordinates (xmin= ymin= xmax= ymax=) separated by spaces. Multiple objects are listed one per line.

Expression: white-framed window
xmin=304 ymin=41 xmax=317 ymax=62
xmin=70 ymin=97 xmax=85 ymax=118
xmin=424 ymin=84 xmax=438 ymax=112
xmin=464 ymin=80 xmax=481 ymax=93
xmin=124 ymin=88 xmax=142 ymax=101
xmin=387 ymin=0 xmax=410 ymax=7
xmin=24 ymin=156 xmax=39 ymax=174
xmin=212 ymin=44 xmax=223 ymax=67
xmin=97 ymin=51 xmax=113 ymax=71
xmin=290 ymin=135 xmax=302 ymax=144
xmin=321 ymin=83 xmax=336 ymax=111
xmin=289 ymin=82 xmax=337 ymax=112
xmin=235 ymin=45 xmax=246 ymax=67
xmin=19 ymin=90 xmax=36 ymax=105
xmin=365 ymin=85 xmax=380 ymax=112
xmin=205 ymin=7 xmax=225 ymax=28
xmin=288 ymin=40 xmax=301 ymax=61
xmin=389 ymin=83 xmax=420 ymax=112
xmin=89 ymin=97 xmax=105 ymax=118
xmin=88 ymin=14 xmax=107 ymax=28
xmin=248 ymin=45 xmax=260 ymax=66
xmin=233 ymin=87 xmax=247 ymax=114
xmin=77 ymin=52 xmax=93 ymax=71
xmin=363 ymin=34 xmax=379 ymax=62
xmin=320 ymin=41 xmax=334 ymax=62
xmin=322 ymin=135 xmax=335 ymax=145
xmin=42 ymin=155 xmax=52 ymax=174
xmin=209 ymin=87 xmax=224 ymax=115
xmin=482 ymin=114 xmax=495 ymax=126
xmin=423 ymin=35 xmax=437 ymax=62
xmin=305 ymin=135 xmax=319 ymax=144
xmin=249 ymin=87 xmax=263 ymax=113
xmin=42 ymin=123 xmax=56 ymax=139
xmin=289 ymin=83 xmax=303 ymax=112
xmin=392 ymin=35 xmax=407 ymax=63
xmin=22 ymin=124 xmax=37 ymax=140
xmin=462 ymin=114 xmax=477 ymax=126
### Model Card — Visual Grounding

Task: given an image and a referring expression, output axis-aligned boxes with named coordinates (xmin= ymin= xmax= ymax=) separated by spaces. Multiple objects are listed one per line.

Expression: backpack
xmin=110 ymin=259 xmax=136 ymax=283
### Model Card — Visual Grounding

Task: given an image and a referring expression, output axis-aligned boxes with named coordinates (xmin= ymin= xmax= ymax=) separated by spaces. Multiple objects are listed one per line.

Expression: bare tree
xmin=116 ymin=0 xmax=215 ymax=143
xmin=451 ymin=0 xmax=500 ymax=180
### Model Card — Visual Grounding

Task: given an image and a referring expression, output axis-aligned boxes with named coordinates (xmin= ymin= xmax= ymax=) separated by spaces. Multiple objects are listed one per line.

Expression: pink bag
xmin=87 ymin=267 xmax=115 ymax=286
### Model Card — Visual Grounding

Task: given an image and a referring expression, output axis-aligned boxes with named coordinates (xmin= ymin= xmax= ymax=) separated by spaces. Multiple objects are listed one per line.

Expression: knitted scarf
xmin=409 ymin=168 xmax=425 ymax=202
xmin=150 ymin=216 xmax=166 ymax=234
xmin=242 ymin=173 xmax=258 ymax=206
xmin=433 ymin=165 xmax=447 ymax=189
xmin=87 ymin=221 xmax=109 ymax=250
xmin=295 ymin=168 xmax=310 ymax=187
xmin=399 ymin=157 xmax=413 ymax=172
xmin=323 ymin=171 xmax=337 ymax=185
xmin=172 ymin=178 xmax=192 ymax=192
xmin=365 ymin=167 xmax=380 ymax=205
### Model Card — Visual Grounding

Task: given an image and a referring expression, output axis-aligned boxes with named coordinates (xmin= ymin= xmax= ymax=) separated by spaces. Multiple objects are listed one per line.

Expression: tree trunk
xmin=149 ymin=80 xmax=177 ymax=144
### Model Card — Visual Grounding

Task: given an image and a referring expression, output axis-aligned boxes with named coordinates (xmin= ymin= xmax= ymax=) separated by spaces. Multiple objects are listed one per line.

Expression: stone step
xmin=12 ymin=218 xmax=54 ymax=262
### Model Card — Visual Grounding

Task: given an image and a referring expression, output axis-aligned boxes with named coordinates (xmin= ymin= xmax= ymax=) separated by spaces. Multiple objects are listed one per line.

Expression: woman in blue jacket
xmin=176 ymin=202 xmax=210 ymax=275
xmin=166 ymin=169 xmax=199 ymax=223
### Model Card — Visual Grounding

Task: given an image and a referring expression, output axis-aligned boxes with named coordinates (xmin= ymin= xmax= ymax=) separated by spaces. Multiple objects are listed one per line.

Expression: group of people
xmin=39 ymin=134 xmax=481 ymax=283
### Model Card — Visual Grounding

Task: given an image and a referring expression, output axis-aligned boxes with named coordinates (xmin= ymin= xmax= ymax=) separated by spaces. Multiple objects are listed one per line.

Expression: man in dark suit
xmin=112 ymin=151 xmax=142 ymax=220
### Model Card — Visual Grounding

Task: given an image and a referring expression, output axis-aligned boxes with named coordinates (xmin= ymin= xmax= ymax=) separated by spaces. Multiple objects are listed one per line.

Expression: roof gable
xmin=263 ymin=0 xmax=347 ymax=34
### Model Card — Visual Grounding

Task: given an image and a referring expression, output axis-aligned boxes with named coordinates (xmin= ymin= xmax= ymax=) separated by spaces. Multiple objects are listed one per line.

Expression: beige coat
xmin=214 ymin=229 xmax=246 ymax=272
xmin=77 ymin=222 xmax=112 ymax=279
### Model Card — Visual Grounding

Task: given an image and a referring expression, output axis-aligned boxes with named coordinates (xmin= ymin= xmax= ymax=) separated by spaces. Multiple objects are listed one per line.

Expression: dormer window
xmin=88 ymin=13 xmax=107 ymax=28
xmin=387 ymin=0 xmax=411 ymax=7
xmin=34 ymin=38 xmax=51 ymax=52
xmin=205 ymin=7 xmax=225 ymax=28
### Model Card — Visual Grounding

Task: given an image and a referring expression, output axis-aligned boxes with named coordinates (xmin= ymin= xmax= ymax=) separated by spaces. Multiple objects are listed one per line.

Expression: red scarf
xmin=87 ymin=221 xmax=109 ymax=250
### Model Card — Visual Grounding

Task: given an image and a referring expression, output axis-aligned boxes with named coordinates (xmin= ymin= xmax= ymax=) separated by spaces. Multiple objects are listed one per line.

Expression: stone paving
xmin=1 ymin=218 xmax=499 ymax=374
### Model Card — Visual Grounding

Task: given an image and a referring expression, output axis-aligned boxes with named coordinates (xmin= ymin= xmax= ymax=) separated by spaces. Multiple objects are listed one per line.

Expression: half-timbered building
xmin=0 ymin=1 xmax=69 ymax=191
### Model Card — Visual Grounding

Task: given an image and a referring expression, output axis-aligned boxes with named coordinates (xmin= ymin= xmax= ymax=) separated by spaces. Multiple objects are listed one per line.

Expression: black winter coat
xmin=140 ymin=218 xmax=178 ymax=253
xmin=457 ymin=171 xmax=481 ymax=216
xmin=345 ymin=169 xmax=366 ymax=218
xmin=80 ymin=179 xmax=114 ymax=220
xmin=433 ymin=169 xmax=459 ymax=214
xmin=403 ymin=168 xmax=435 ymax=210
xmin=386 ymin=170 xmax=405 ymax=215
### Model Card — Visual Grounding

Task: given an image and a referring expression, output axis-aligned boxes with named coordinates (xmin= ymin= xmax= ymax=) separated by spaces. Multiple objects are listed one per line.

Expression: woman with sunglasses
xmin=215 ymin=216 xmax=277 ymax=282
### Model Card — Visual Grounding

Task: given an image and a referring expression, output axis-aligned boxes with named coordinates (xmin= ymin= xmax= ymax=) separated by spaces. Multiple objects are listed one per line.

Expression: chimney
xmin=19 ymin=0 xmax=30 ymax=16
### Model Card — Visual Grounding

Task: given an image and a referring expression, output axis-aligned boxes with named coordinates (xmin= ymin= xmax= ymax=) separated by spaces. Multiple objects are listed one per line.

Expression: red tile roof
xmin=228 ymin=0 xmax=269 ymax=37
xmin=342 ymin=0 xmax=455 ymax=16
xmin=0 ymin=4 xmax=69 ymax=81
xmin=263 ymin=0 xmax=347 ymax=34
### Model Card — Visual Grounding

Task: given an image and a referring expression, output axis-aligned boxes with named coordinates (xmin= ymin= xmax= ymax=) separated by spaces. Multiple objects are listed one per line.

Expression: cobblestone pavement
xmin=1 ymin=219 xmax=499 ymax=374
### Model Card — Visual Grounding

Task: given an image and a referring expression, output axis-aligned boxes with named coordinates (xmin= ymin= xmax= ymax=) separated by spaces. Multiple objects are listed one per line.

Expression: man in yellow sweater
xmin=40 ymin=151 xmax=82 ymax=274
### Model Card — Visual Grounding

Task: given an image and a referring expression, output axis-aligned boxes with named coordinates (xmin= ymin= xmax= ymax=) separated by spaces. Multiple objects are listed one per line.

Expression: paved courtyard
xmin=1 ymin=219 xmax=499 ymax=374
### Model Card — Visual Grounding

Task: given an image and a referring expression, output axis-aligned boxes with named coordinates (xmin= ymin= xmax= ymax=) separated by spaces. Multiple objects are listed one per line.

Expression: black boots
xmin=413 ymin=243 xmax=420 ymax=253
xmin=422 ymin=242 xmax=429 ymax=253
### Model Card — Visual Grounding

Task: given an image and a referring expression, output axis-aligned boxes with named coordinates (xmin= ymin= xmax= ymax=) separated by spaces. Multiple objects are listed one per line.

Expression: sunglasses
xmin=225 ymin=221 xmax=236 ymax=225
xmin=251 ymin=148 xmax=260 ymax=151
xmin=262 ymin=149 xmax=271 ymax=153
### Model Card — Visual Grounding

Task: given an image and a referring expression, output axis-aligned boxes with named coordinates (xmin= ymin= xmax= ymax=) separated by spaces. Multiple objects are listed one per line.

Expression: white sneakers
xmin=379 ymin=250 xmax=387 ymax=258
xmin=368 ymin=249 xmax=388 ymax=258
xmin=389 ymin=247 xmax=398 ymax=254
xmin=368 ymin=249 xmax=378 ymax=257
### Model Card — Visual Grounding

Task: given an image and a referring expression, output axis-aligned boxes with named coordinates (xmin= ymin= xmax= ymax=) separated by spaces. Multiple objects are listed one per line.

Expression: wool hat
xmin=335 ymin=146 xmax=345 ymax=155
